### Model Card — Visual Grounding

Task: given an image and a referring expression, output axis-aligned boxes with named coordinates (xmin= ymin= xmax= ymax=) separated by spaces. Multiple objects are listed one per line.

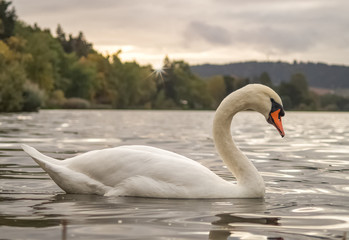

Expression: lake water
xmin=0 ymin=110 xmax=349 ymax=239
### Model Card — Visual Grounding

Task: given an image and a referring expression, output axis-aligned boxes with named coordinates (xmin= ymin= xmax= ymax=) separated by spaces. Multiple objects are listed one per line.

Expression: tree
xmin=110 ymin=54 xmax=156 ymax=108
xmin=22 ymin=81 xmax=44 ymax=111
xmin=277 ymin=73 xmax=314 ymax=110
xmin=259 ymin=72 xmax=273 ymax=88
xmin=55 ymin=25 xmax=94 ymax=58
xmin=289 ymin=73 xmax=314 ymax=108
xmin=320 ymin=94 xmax=349 ymax=111
xmin=0 ymin=40 xmax=26 ymax=111
xmin=234 ymin=77 xmax=250 ymax=90
xmin=290 ymin=73 xmax=309 ymax=98
xmin=159 ymin=56 xmax=177 ymax=102
xmin=207 ymin=75 xmax=226 ymax=108
xmin=0 ymin=0 xmax=16 ymax=39
xmin=277 ymin=81 xmax=300 ymax=109
xmin=15 ymin=22 xmax=66 ymax=92
xmin=222 ymin=75 xmax=249 ymax=95
xmin=158 ymin=57 xmax=211 ymax=109
xmin=74 ymin=32 xmax=93 ymax=57
xmin=55 ymin=24 xmax=68 ymax=50
xmin=83 ymin=53 xmax=115 ymax=105
xmin=223 ymin=75 xmax=235 ymax=95
xmin=64 ymin=58 xmax=97 ymax=99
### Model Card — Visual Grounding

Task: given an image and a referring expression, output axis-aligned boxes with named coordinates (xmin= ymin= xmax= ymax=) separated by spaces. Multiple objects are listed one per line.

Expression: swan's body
xmin=22 ymin=84 xmax=285 ymax=198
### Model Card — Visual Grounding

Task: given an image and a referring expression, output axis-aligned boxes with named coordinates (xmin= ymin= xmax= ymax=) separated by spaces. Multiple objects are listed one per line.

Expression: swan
xmin=22 ymin=84 xmax=285 ymax=198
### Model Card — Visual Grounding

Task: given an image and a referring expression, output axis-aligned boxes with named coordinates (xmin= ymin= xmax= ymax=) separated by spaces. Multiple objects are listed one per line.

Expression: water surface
xmin=1 ymin=110 xmax=349 ymax=239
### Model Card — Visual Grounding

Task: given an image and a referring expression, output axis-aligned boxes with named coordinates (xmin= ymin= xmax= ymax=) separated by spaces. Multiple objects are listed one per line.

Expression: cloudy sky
xmin=11 ymin=0 xmax=349 ymax=67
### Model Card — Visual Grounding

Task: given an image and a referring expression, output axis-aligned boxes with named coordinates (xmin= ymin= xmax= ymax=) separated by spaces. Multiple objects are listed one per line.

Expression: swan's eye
xmin=270 ymin=98 xmax=284 ymax=118
xmin=279 ymin=108 xmax=285 ymax=117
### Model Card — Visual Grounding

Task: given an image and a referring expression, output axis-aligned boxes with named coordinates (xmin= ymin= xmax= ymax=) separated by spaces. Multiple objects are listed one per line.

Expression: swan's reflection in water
xmin=57 ymin=214 xmax=284 ymax=240
xmin=212 ymin=213 xmax=279 ymax=226
xmin=61 ymin=219 xmax=67 ymax=240
xmin=210 ymin=213 xmax=280 ymax=240
xmin=51 ymin=196 xmax=278 ymax=240
xmin=209 ymin=212 xmax=349 ymax=240
xmin=3 ymin=192 xmax=347 ymax=239
xmin=208 ymin=198 xmax=277 ymax=240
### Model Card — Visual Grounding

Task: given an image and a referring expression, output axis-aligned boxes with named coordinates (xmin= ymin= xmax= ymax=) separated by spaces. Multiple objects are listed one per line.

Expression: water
xmin=1 ymin=110 xmax=349 ymax=239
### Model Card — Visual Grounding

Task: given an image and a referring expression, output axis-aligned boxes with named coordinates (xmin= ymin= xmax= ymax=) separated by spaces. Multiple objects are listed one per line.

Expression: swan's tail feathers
xmin=21 ymin=144 xmax=62 ymax=170
xmin=21 ymin=144 xmax=110 ymax=195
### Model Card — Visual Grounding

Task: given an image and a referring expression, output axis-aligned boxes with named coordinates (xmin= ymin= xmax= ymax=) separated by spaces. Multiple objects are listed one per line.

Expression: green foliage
xmin=83 ymin=53 xmax=114 ymax=104
xmin=0 ymin=0 xmax=16 ymax=39
xmin=15 ymin=22 xmax=65 ymax=92
xmin=63 ymin=98 xmax=90 ymax=109
xmin=153 ymin=89 xmax=177 ymax=109
xmin=259 ymin=72 xmax=273 ymax=88
xmin=0 ymin=39 xmax=26 ymax=112
xmin=223 ymin=75 xmax=249 ymax=94
xmin=320 ymin=94 xmax=349 ymax=111
xmin=111 ymin=58 xmax=156 ymax=108
xmin=22 ymin=81 xmax=44 ymax=112
xmin=64 ymin=59 xmax=96 ymax=99
xmin=278 ymin=82 xmax=299 ymax=109
xmin=0 ymin=60 xmax=25 ymax=111
xmin=277 ymin=73 xmax=313 ymax=110
xmin=207 ymin=75 xmax=226 ymax=108
xmin=207 ymin=75 xmax=250 ymax=108
xmin=46 ymin=90 xmax=66 ymax=108
xmin=157 ymin=57 xmax=211 ymax=109
xmin=56 ymin=25 xmax=94 ymax=57
xmin=223 ymin=76 xmax=235 ymax=95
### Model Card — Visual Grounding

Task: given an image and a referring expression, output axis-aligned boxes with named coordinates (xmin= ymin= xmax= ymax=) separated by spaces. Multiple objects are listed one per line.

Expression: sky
xmin=10 ymin=0 xmax=349 ymax=67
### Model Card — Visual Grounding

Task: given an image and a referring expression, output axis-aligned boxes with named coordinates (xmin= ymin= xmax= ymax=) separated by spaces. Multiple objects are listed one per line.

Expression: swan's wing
xmin=64 ymin=146 xmax=223 ymax=190
xmin=105 ymin=175 xmax=192 ymax=198
xmin=118 ymin=145 xmax=192 ymax=162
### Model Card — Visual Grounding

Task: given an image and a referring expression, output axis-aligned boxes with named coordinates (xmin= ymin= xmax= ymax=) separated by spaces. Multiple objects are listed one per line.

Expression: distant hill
xmin=191 ymin=61 xmax=349 ymax=89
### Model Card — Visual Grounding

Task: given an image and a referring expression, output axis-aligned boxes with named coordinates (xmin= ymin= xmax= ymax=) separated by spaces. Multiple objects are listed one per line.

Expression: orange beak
xmin=267 ymin=109 xmax=285 ymax=137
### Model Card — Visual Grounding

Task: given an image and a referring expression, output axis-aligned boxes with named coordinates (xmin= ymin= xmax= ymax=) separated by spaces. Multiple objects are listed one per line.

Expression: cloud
xmin=10 ymin=0 xmax=349 ymax=65
xmin=233 ymin=26 xmax=318 ymax=54
xmin=183 ymin=21 xmax=232 ymax=46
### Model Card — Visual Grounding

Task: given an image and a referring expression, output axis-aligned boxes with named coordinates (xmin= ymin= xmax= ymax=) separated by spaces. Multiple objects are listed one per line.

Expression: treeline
xmin=207 ymin=72 xmax=349 ymax=111
xmin=0 ymin=1 xmax=214 ymax=111
xmin=191 ymin=61 xmax=349 ymax=89
xmin=1 ymin=0 xmax=348 ymax=112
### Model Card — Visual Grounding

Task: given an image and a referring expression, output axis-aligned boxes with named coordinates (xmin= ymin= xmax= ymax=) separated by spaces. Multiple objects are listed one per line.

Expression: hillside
xmin=191 ymin=61 xmax=349 ymax=89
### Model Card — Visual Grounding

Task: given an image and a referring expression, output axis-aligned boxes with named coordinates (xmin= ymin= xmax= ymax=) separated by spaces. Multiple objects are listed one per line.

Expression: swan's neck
xmin=213 ymin=91 xmax=265 ymax=190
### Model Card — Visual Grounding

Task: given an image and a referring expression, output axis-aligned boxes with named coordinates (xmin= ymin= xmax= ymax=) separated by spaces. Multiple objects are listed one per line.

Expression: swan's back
xmin=23 ymin=145 xmax=233 ymax=198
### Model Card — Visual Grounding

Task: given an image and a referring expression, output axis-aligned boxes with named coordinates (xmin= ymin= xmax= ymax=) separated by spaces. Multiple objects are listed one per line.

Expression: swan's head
xmin=245 ymin=84 xmax=285 ymax=137
xmin=216 ymin=84 xmax=285 ymax=137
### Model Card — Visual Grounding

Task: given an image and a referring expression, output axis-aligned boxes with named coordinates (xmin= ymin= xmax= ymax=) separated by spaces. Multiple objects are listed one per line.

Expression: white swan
xmin=22 ymin=84 xmax=285 ymax=198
